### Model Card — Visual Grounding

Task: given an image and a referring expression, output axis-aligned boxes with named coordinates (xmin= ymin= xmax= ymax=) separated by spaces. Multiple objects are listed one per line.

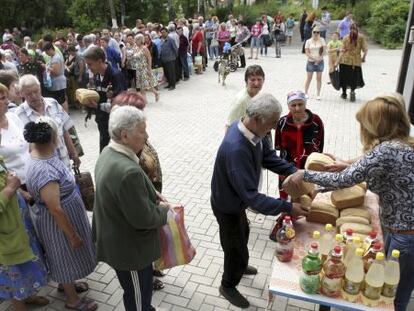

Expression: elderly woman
xmin=286 ymin=93 xmax=414 ymax=311
xmin=24 ymin=117 xmax=97 ymax=311
xmin=0 ymin=83 xmax=48 ymax=311
xmin=133 ymin=34 xmax=159 ymax=102
xmin=0 ymin=69 xmax=21 ymax=109
xmin=123 ymin=33 xmax=138 ymax=89
xmin=217 ymin=23 xmax=230 ymax=56
xmin=274 ymin=90 xmax=324 ymax=199
xmin=14 ymin=74 xmax=80 ymax=169
xmin=93 ymin=106 xmax=173 ymax=311
xmin=337 ymin=23 xmax=368 ymax=102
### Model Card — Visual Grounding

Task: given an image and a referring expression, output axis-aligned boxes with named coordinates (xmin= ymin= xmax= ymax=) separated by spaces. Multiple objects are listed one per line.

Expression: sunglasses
xmin=313 ymin=31 xmax=320 ymax=34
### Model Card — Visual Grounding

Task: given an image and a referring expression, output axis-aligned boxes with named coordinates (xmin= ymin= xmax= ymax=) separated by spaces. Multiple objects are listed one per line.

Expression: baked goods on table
xmin=304 ymin=152 xmax=335 ymax=171
xmin=282 ymin=174 xmax=314 ymax=200
xmin=330 ymin=185 xmax=366 ymax=210
xmin=76 ymin=88 xmax=100 ymax=106
xmin=306 ymin=199 xmax=339 ymax=224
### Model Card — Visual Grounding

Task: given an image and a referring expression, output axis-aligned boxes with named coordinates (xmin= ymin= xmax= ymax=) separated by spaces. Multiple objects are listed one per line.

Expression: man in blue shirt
xmin=337 ymin=12 xmax=353 ymax=39
xmin=211 ymin=93 xmax=308 ymax=308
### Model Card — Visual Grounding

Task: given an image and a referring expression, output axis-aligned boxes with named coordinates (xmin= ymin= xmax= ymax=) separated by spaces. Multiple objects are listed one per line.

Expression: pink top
xmin=218 ymin=30 xmax=230 ymax=42
xmin=251 ymin=24 xmax=262 ymax=37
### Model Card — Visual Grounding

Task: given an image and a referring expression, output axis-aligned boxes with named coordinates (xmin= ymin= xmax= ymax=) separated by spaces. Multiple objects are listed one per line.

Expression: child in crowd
xmin=327 ymin=31 xmax=342 ymax=72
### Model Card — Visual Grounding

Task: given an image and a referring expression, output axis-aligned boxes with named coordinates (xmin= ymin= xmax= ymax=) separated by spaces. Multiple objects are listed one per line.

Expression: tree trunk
xmin=120 ymin=0 xmax=126 ymax=26
xmin=108 ymin=0 xmax=118 ymax=29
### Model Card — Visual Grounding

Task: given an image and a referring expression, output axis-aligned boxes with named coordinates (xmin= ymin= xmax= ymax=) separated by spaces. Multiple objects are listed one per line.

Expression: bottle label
xmin=322 ymin=277 xmax=342 ymax=296
xmin=364 ymin=283 xmax=382 ymax=300
xmin=285 ymin=227 xmax=295 ymax=239
xmin=381 ymin=283 xmax=397 ymax=298
xmin=343 ymin=278 xmax=362 ymax=295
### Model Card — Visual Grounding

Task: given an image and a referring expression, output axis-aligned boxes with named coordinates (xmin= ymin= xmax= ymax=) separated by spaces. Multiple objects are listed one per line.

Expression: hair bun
xmin=23 ymin=121 xmax=53 ymax=144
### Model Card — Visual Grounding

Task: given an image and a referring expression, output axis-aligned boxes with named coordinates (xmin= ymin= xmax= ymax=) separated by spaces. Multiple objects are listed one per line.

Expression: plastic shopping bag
xmin=154 ymin=205 xmax=196 ymax=270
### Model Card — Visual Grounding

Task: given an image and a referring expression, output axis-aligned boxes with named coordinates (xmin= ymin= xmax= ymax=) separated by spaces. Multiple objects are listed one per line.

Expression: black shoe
xmin=244 ymin=265 xmax=258 ymax=275
xmin=350 ymin=91 xmax=356 ymax=102
xmin=183 ymin=77 xmax=189 ymax=81
xmin=168 ymin=86 xmax=176 ymax=91
xmin=153 ymin=270 xmax=165 ymax=277
xmin=153 ymin=279 xmax=164 ymax=291
xmin=164 ymin=85 xmax=170 ymax=89
xmin=341 ymin=93 xmax=347 ymax=99
xmin=219 ymin=286 xmax=249 ymax=308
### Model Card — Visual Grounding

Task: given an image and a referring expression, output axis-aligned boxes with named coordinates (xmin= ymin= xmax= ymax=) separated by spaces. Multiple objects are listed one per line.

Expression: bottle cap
xmin=353 ymin=236 xmax=362 ymax=244
xmin=391 ymin=249 xmax=400 ymax=258
xmin=346 ymin=228 xmax=353 ymax=236
xmin=334 ymin=246 xmax=342 ymax=254
xmin=369 ymin=231 xmax=377 ymax=238
xmin=376 ymin=252 xmax=385 ymax=261
xmin=355 ymin=248 xmax=364 ymax=257
xmin=335 ymin=234 xmax=343 ymax=242
xmin=373 ymin=242 xmax=382 ymax=250
xmin=313 ymin=231 xmax=320 ymax=239
xmin=311 ymin=242 xmax=318 ymax=250
xmin=325 ymin=223 xmax=333 ymax=231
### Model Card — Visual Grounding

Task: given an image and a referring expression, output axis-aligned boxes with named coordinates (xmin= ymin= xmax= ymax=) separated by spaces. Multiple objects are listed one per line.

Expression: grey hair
xmin=83 ymin=35 xmax=93 ymax=45
xmin=109 ymin=106 xmax=146 ymax=142
xmin=167 ymin=24 xmax=176 ymax=32
xmin=193 ymin=23 xmax=200 ymax=30
xmin=18 ymin=74 xmax=40 ymax=90
xmin=134 ymin=33 xmax=144 ymax=44
xmin=246 ymin=93 xmax=282 ymax=121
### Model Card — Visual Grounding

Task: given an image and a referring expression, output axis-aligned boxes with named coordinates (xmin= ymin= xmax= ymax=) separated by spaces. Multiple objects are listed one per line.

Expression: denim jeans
xmin=384 ymin=231 xmax=414 ymax=311
xmin=209 ymin=45 xmax=219 ymax=59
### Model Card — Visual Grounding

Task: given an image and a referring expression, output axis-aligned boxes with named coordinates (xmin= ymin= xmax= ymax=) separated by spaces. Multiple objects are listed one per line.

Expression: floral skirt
xmin=0 ymin=194 xmax=48 ymax=301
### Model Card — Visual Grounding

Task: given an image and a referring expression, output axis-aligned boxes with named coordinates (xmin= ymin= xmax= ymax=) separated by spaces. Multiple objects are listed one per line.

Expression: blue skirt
xmin=0 ymin=194 xmax=48 ymax=301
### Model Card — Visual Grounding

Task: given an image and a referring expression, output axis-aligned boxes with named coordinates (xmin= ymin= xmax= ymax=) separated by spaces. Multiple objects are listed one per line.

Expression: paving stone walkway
xmin=2 ymin=24 xmax=412 ymax=311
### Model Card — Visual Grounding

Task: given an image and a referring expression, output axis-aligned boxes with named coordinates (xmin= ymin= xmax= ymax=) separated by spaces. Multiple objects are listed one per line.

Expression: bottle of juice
xmin=300 ymin=243 xmax=322 ymax=294
xmin=343 ymin=248 xmax=365 ymax=302
xmin=362 ymin=252 xmax=385 ymax=307
xmin=334 ymin=234 xmax=345 ymax=252
xmin=342 ymin=228 xmax=354 ymax=259
xmin=275 ymin=216 xmax=295 ymax=262
xmin=363 ymin=231 xmax=378 ymax=253
xmin=343 ymin=236 xmax=362 ymax=267
xmin=363 ymin=242 xmax=382 ymax=272
xmin=382 ymin=250 xmax=400 ymax=300
xmin=320 ymin=246 xmax=346 ymax=297
xmin=320 ymin=224 xmax=334 ymax=263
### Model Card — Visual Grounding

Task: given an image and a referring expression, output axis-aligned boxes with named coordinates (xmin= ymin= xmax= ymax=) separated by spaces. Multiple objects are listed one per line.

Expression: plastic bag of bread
xmin=340 ymin=207 xmax=371 ymax=221
xmin=306 ymin=200 xmax=339 ymax=224
xmin=76 ymin=88 xmax=100 ymax=106
xmin=330 ymin=185 xmax=365 ymax=210
xmin=340 ymin=223 xmax=373 ymax=235
xmin=304 ymin=152 xmax=334 ymax=171
xmin=282 ymin=174 xmax=314 ymax=200
xmin=336 ymin=216 xmax=370 ymax=227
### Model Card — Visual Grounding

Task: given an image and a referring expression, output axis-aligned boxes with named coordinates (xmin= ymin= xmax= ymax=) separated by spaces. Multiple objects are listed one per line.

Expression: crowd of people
xmin=0 ymin=8 xmax=411 ymax=311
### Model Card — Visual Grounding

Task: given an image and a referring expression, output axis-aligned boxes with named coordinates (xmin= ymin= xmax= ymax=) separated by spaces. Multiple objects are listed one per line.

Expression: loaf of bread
xmin=300 ymin=195 xmax=313 ymax=211
xmin=356 ymin=183 xmax=368 ymax=192
xmin=304 ymin=152 xmax=335 ymax=171
xmin=340 ymin=207 xmax=371 ymax=221
xmin=306 ymin=200 xmax=339 ymax=224
xmin=331 ymin=186 xmax=365 ymax=210
xmin=336 ymin=216 xmax=371 ymax=227
xmin=340 ymin=223 xmax=373 ymax=235
xmin=76 ymin=88 xmax=100 ymax=106
xmin=282 ymin=174 xmax=314 ymax=200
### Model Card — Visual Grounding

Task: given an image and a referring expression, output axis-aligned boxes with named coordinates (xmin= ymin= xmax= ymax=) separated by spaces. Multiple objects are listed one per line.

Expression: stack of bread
xmin=76 ymin=88 xmax=99 ymax=106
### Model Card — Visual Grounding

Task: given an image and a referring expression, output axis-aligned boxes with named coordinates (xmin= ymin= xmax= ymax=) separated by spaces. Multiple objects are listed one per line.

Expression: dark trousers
xmin=95 ymin=111 xmax=110 ymax=152
xmin=178 ymin=53 xmax=189 ymax=79
xmin=115 ymin=265 xmax=154 ymax=311
xmin=162 ymin=60 xmax=176 ymax=88
xmin=213 ymin=207 xmax=249 ymax=288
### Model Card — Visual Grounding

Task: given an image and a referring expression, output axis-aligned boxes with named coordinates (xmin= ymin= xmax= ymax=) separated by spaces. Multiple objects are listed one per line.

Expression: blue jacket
xmin=211 ymin=122 xmax=296 ymax=215
xmin=160 ymin=36 xmax=177 ymax=62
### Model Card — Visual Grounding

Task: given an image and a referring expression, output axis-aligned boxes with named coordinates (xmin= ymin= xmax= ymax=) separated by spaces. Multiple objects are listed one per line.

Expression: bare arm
xmin=63 ymin=130 xmax=80 ymax=168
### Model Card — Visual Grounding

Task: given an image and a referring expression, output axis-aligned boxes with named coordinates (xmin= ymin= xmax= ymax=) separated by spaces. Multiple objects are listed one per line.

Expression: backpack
xmin=287 ymin=19 xmax=294 ymax=29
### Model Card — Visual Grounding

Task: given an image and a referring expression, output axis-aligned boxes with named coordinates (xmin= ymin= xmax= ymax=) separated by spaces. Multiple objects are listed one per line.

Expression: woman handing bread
xmin=285 ymin=93 xmax=414 ymax=311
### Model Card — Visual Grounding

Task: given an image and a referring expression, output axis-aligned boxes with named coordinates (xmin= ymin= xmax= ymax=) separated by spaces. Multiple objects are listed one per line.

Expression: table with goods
xmin=267 ymin=153 xmax=398 ymax=311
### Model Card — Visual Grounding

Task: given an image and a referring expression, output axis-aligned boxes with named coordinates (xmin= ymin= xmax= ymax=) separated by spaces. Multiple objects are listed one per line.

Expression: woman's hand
xmin=6 ymin=172 xmax=21 ymax=192
xmin=19 ymin=189 xmax=33 ymax=203
xmin=323 ymin=153 xmax=350 ymax=172
xmin=156 ymin=191 xmax=168 ymax=204
xmin=69 ymin=232 xmax=83 ymax=250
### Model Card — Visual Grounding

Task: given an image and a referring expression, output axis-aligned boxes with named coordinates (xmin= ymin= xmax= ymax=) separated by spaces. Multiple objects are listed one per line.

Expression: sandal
xmin=58 ymin=281 xmax=89 ymax=293
xmin=24 ymin=295 xmax=50 ymax=306
xmin=65 ymin=297 xmax=98 ymax=311
xmin=153 ymin=278 xmax=164 ymax=291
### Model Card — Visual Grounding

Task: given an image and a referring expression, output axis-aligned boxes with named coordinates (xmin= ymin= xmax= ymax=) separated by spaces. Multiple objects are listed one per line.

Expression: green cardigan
xmin=92 ymin=147 xmax=168 ymax=271
xmin=0 ymin=159 xmax=34 ymax=265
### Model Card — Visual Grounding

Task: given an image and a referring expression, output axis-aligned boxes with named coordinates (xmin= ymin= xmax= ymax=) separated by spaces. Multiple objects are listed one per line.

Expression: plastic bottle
xmin=334 ymin=233 xmax=345 ymax=252
xmin=320 ymin=246 xmax=346 ymax=297
xmin=363 ymin=242 xmax=382 ymax=272
xmin=343 ymin=236 xmax=362 ymax=267
xmin=275 ymin=216 xmax=295 ymax=262
xmin=362 ymin=252 xmax=385 ymax=307
xmin=320 ymin=224 xmax=334 ymax=263
xmin=300 ymin=242 xmax=322 ymax=294
xmin=343 ymin=248 xmax=365 ymax=302
xmin=312 ymin=231 xmax=320 ymax=245
xmin=363 ymin=231 xmax=378 ymax=253
xmin=342 ymin=228 xmax=354 ymax=259
xmin=382 ymin=250 xmax=400 ymax=300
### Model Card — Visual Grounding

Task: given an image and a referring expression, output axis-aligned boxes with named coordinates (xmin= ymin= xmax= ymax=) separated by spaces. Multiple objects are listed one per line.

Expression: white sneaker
xmin=316 ymin=96 xmax=321 ymax=100
xmin=305 ymin=94 xmax=309 ymax=99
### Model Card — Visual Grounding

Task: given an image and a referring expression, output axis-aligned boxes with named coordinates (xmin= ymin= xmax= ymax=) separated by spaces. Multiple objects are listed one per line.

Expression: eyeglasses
xmin=313 ymin=31 xmax=320 ymax=34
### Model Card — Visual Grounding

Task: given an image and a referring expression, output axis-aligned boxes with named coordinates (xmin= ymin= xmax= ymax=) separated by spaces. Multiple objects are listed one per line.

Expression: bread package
xmin=331 ymin=186 xmax=365 ymax=210
xmin=282 ymin=174 xmax=314 ymax=200
xmin=340 ymin=207 xmax=371 ymax=221
xmin=336 ymin=216 xmax=371 ymax=227
xmin=306 ymin=200 xmax=339 ymax=224
xmin=76 ymin=88 xmax=100 ymax=106
xmin=304 ymin=152 xmax=335 ymax=171
xmin=340 ymin=223 xmax=373 ymax=235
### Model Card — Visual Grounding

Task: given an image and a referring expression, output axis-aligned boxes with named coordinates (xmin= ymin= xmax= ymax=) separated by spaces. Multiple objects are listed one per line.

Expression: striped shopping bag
xmin=154 ymin=205 xmax=196 ymax=270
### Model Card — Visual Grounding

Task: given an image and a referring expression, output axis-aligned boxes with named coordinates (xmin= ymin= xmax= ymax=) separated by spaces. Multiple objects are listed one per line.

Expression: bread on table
xmin=282 ymin=174 xmax=314 ymax=200
xmin=76 ymin=88 xmax=100 ymax=106
xmin=340 ymin=207 xmax=371 ymax=221
xmin=306 ymin=200 xmax=339 ymax=224
xmin=300 ymin=195 xmax=313 ymax=211
xmin=340 ymin=222 xmax=373 ymax=235
xmin=304 ymin=152 xmax=335 ymax=171
xmin=331 ymin=186 xmax=365 ymax=210
xmin=356 ymin=182 xmax=368 ymax=192
xmin=336 ymin=216 xmax=371 ymax=227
